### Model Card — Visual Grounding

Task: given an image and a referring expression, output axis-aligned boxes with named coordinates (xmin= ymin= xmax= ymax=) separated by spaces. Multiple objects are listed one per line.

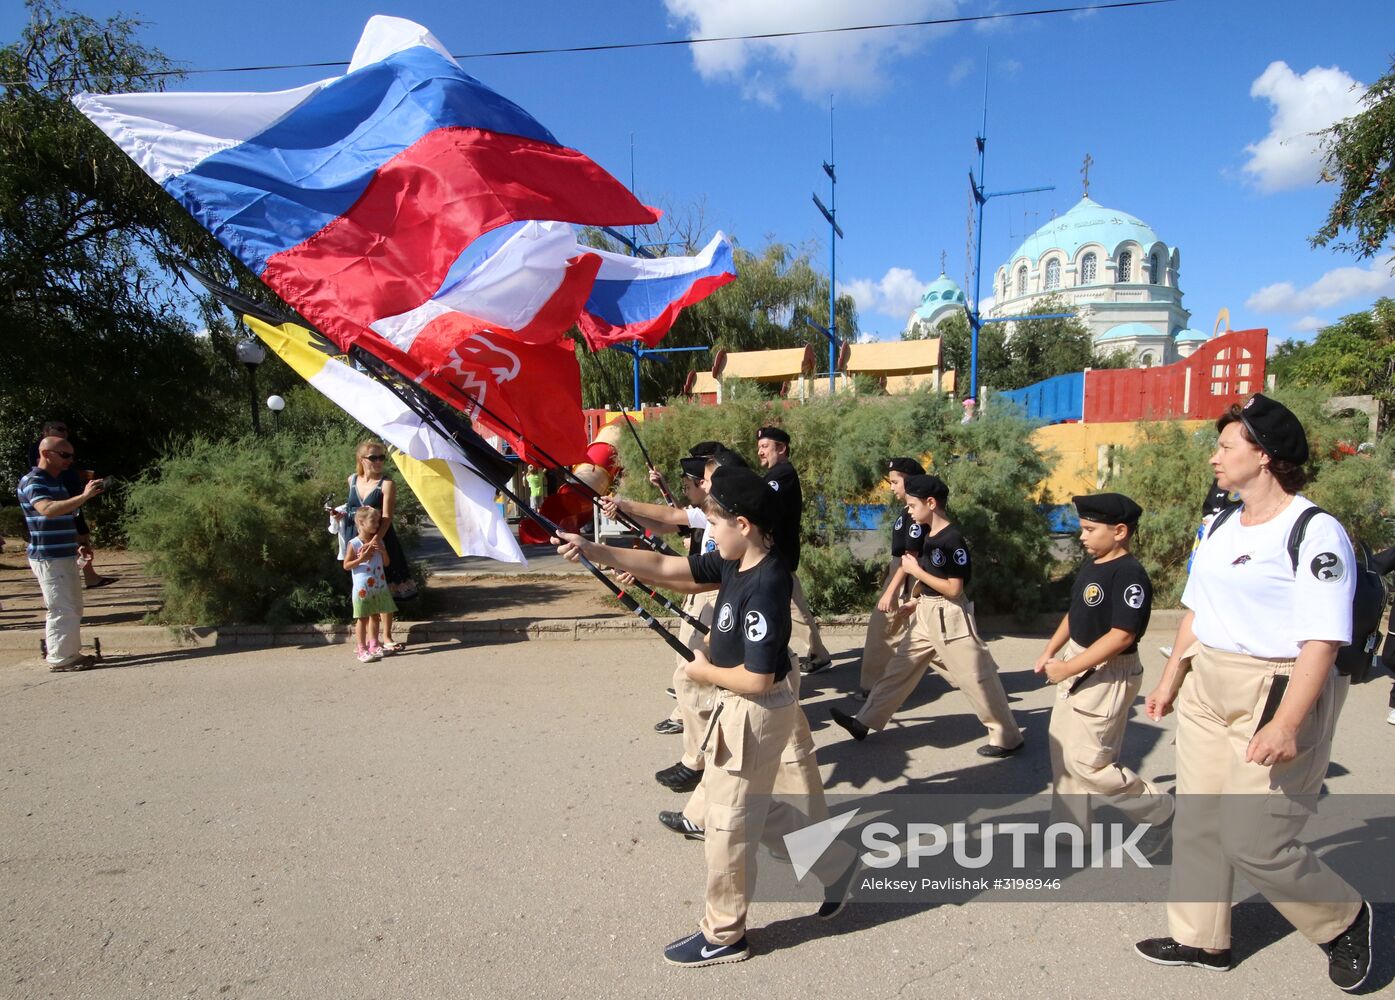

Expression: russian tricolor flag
xmin=74 ymin=17 xmax=735 ymax=460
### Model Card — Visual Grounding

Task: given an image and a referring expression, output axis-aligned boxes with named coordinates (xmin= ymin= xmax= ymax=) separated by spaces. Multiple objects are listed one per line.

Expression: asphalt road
xmin=2 ymin=631 xmax=1391 ymax=999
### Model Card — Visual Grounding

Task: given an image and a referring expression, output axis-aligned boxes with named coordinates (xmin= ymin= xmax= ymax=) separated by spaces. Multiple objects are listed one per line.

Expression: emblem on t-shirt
xmin=1124 ymin=583 xmax=1145 ymax=609
xmin=930 ymin=548 xmax=946 ymax=567
xmin=744 ymin=611 xmax=768 ymax=641
xmin=703 ymin=537 xmax=717 ymax=553
xmin=716 ymin=603 xmax=735 ymax=632
xmin=952 ymin=548 xmax=968 ymax=566
xmin=1083 ymin=583 xmax=1104 ymax=607
xmin=1310 ymin=552 xmax=1345 ymax=583
xmin=768 ymin=480 xmax=780 ymax=492
xmin=909 ymin=524 xmax=923 ymax=539
xmin=894 ymin=516 xmax=904 ymax=531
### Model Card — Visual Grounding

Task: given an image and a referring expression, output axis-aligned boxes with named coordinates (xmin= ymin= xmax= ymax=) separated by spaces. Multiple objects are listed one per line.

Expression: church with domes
xmin=905 ymin=189 xmax=1214 ymax=368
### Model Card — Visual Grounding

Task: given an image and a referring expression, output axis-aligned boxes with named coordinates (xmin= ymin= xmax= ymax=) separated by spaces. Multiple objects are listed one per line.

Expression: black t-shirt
xmin=889 ymin=506 xmax=926 ymax=558
xmin=1068 ymin=553 xmax=1152 ymax=654
xmin=687 ymin=518 xmax=718 ymax=558
xmin=689 ymin=551 xmax=793 ymax=680
xmin=763 ymin=460 xmax=802 ymax=573
xmin=918 ymin=523 xmax=972 ymax=586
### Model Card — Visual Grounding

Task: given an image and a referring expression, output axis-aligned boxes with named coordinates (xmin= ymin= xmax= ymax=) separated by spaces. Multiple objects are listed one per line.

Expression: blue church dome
xmin=913 ymin=272 xmax=965 ymax=320
xmin=1100 ymin=322 xmax=1162 ymax=341
xmin=1174 ymin=328 xmax=1209 ymax=343
xmin=1008 ymin=196 xmax=1166 ymax=266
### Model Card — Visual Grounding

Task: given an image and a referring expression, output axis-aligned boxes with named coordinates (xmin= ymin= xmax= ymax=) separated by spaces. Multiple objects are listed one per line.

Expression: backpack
xmin=1208 ymin=504 xmax=1387 ymax=680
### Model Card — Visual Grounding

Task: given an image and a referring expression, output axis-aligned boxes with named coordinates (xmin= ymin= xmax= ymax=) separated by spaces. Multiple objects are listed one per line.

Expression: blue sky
xmin=6 ymin=0 xmax=1393 ymax=345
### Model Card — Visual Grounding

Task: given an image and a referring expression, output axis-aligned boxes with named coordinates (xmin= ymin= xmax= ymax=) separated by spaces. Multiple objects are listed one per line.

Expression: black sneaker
xmin=1324 ymin=899 xmax=1373 ymax=992
xmin=658 ymin=810 xmax=705 ymax=841
xmin=976 ymin=741 xmax=1024 ymax=759
xmin=1136 ymin=815 xmax=1173 ymax=860
xmin=1134 ymin=937 xmax=1231 ymax=971
xmin=799 ymin=655 xmax=833 ymax=675
xmin=666 ymin=687 xmax=677 ymax=699
xmin=817 ymin=859 xmax=860 ymax=919
xmin=654 ymin=718 xmax=684 ymax=735
xmin=663 ymin=930 xmax=750 ymax=968
xmin=829 ymin=707 xmax=869 ymax=741
xmin=655 ymin=761 xmax=703 ymax=792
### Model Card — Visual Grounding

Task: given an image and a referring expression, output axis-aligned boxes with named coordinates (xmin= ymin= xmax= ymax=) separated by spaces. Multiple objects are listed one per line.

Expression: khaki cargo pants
xmin=697 ymin=676 xmax=853 ymax=946
xmin=857 ymin=595 xmax=1021 ymax=748
xmin=1166 ymin=643 xmax=1361 ymax=950
xmin=1048 ymin=640 xmax=1172 ymax=831
xmin=858 ymin=565 xmax=912 ymax=692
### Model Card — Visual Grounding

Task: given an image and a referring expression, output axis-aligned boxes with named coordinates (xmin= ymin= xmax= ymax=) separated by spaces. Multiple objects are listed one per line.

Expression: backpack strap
xmin=1285 ymin=506 xmax=1325 ymax=573
xmin=1206 ymin=504 xmax=1238 ymax=539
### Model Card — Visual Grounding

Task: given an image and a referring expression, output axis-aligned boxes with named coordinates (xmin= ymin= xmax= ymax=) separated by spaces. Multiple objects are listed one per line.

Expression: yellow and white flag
xmin=243 ymin=315 xmax=524 ymax=564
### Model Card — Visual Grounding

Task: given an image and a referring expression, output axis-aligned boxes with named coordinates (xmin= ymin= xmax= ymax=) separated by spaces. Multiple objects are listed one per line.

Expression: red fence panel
xmin=1083 ymin=329 xmax=1267 ymax=423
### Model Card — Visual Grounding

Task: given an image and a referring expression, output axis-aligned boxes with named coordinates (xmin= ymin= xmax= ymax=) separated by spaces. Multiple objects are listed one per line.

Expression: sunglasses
xmin=365 ymin=454 xmax=387 ymax=462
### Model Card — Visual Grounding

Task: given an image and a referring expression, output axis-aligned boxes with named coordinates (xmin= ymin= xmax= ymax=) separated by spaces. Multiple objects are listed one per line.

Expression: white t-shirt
xmin=685 ymin=507 xmax=710 ymax=530
xmin=1182 ymin=496 xmax=1354 ymax=659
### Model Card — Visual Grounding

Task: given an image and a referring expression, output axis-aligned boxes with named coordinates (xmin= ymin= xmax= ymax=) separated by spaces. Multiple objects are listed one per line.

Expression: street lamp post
xmin=266 ymin=394 xmax=285 ymax=432
xmin=235 ymin=339 xmax=267 ymax=434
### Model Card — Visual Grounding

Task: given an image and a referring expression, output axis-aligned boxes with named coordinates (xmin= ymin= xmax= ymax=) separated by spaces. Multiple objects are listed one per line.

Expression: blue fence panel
xmin=996 ymin=372 xmax=1084 ymax=424
xmin=845 ymin=503 xmax=887 ymax=530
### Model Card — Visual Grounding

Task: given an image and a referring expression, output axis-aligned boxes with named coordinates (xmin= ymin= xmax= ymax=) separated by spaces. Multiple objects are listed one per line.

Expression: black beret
xmin=708 ymin=447 xmax=749 ymax=470
xmin=756 ymin=426 xmax=791 ymax=445
xmin=679 ymin=456 xmax=708 ymax=481
xmin=887 ymin=457 xmax=925 ymax=477
xmin=903 ymin=474 xmax=949 ymax=505
xmin=1073 ymin=492 xmax=1143 ymax=526
xmin=708 ymin=466 xmax=779 ymax=530
xmin=689 ymin=441 xmax=722 ymax=458
xmin=1238 ymin=394 xmax=1309 ymax=465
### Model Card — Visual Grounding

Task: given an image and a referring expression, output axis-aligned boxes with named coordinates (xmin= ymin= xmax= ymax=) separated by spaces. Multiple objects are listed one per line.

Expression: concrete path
xmin=2 ymin=629 xmax=1391 ymax=999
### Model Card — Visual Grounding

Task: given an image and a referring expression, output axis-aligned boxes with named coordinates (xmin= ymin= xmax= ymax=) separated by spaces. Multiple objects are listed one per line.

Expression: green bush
xmin=0 ymin=503 xmax=24 ymax=538
xmin=1110 ymin=385 xmax=1395 ymax=605
xmin=122 ymin=427 xmax=430 ymax=625
xmin=612 ymin=392 xmax=1054 ymax=617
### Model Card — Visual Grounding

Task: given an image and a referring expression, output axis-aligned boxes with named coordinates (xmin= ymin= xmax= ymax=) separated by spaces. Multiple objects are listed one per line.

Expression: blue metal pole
xmin=633 ymin=350 xmax=641 ymax=411
xmin=970 ymin=60 xmax=989 ymax=401
xmin=828 ymin=98 xmax=837 ymax=393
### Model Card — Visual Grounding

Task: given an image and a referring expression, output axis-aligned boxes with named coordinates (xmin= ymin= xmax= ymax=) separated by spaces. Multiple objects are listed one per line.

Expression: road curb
xmin=0 ymin=610 xmax=1190 ymax=653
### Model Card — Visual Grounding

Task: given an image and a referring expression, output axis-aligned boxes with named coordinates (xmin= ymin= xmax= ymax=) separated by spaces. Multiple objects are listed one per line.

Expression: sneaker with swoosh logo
xmin=663 ymin=930 xmax=750 ymax=968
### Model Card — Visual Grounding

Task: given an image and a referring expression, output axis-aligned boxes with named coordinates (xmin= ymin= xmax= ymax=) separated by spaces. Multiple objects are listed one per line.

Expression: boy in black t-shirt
xmin=1033 ymin=493 xmax=1173 ymax=836
xmin=856 ymin=457 xmax=926 ymax=699
xmin=830 ymin=474 xmax=1023 ymax=756
xmin=552 ymin=466 xmax=856 ymax=967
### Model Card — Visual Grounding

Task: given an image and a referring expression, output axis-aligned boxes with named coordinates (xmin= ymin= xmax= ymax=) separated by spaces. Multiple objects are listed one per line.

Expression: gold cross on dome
xmin=1081 ymin=153 xmax=1093 ymax=197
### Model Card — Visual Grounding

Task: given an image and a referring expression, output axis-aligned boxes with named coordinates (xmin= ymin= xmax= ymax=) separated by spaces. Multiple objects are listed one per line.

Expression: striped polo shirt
xmin=16 ymin=468 xmax=79 ymax=559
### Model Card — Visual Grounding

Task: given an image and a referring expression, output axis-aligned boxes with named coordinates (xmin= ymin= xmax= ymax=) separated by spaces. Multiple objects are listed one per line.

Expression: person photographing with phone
xmin=16 ymin=436 xmax=106 ymax=671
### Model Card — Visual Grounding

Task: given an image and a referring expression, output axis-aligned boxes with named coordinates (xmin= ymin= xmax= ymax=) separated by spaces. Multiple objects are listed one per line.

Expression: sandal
xmin=382 ymin=641 xmax=407 ymax=653
xmin=85 ymin=577 xmax=117 ymax=589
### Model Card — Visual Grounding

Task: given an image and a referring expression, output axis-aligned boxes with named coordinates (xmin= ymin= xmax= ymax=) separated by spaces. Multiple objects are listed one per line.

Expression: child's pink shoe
xmin=366 ymin=642 xmax=384 ymax=661
xmin=355 ymin=645 xmax=374 ymax=663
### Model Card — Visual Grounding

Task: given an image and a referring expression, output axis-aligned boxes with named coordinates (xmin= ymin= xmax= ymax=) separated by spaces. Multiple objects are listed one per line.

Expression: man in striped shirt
xmin=16 ymin=438 xmax=104 ymax=670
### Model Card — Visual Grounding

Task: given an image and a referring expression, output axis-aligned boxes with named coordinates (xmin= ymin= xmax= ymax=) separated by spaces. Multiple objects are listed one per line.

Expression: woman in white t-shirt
xmin=1134 ymin=394 xmax=1372 ymax=992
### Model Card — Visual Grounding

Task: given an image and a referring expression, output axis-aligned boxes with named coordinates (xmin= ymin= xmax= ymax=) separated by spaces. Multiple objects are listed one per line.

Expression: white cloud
xmin=841 ymin=266 xmax=930 ymax=320
xmin=1241 ymin=61 xmax=1366 ymax=192
xmin=1292 ymin=315 xmax=1327 ymax=333
xmin=663 ymin=0 xmax=960 ymax=103
xmin=1245 ymin=263 xmax=1395 ymax=314
xmin=947 ymin=56 xmax=974 ymax=86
